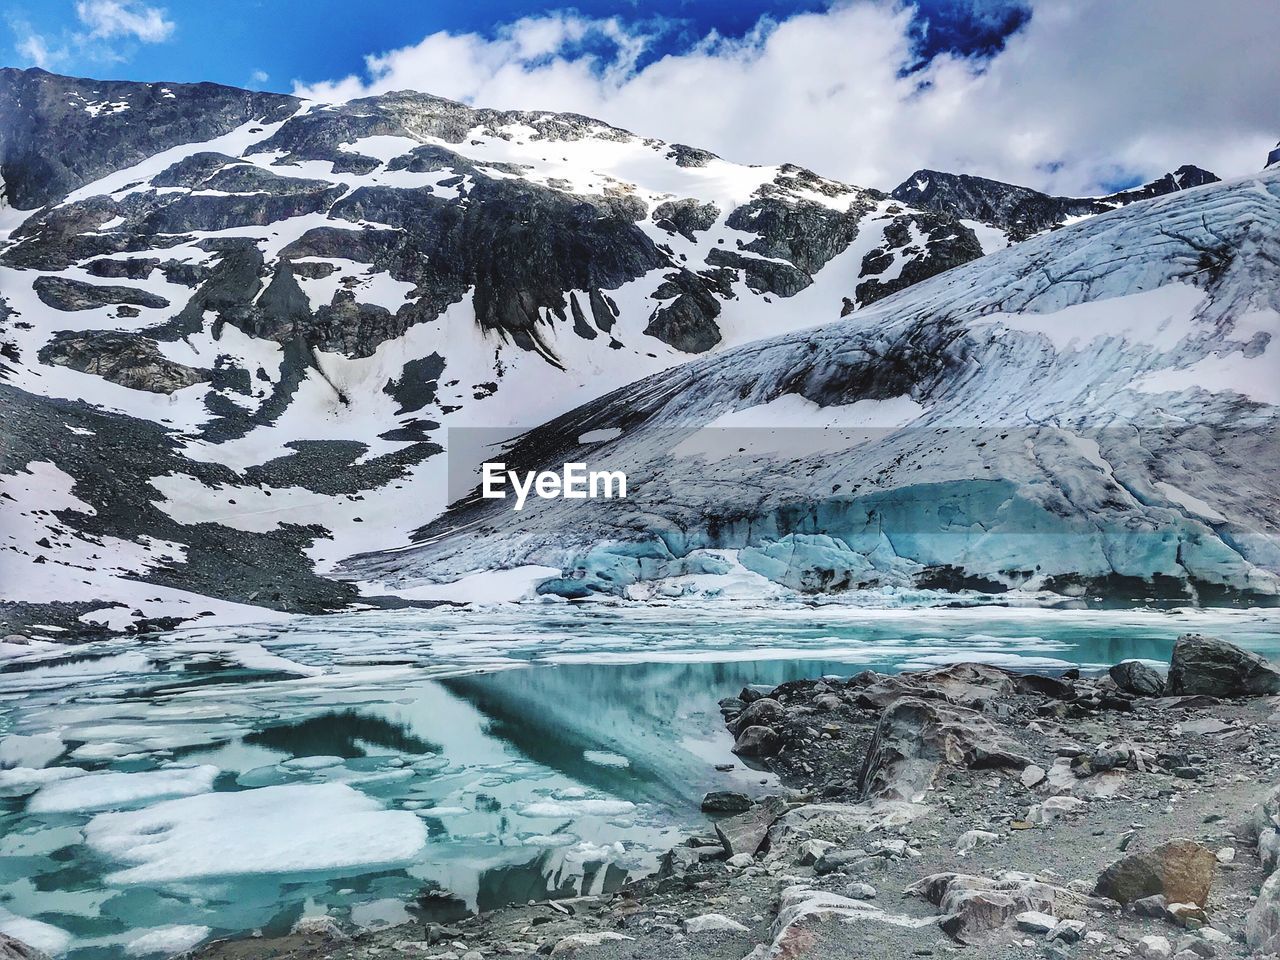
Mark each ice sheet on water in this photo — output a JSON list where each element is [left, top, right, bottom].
[[0, 909, 73, 956], [83, 782, 427, 883], [27, 766, 218, 813], [0, 766, 87, 797], [0, 733, 63, 769], [519, 798, 637, 818], [582, 751, 630, 768], [122, 925, 211, 957]]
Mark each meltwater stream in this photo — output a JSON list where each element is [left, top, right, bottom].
[[2, 604, 1278, 959]]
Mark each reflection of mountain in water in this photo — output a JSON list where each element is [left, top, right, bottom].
[[245, 710, 441, 758], [416, 850, 630, 923], [442, 659, 864, 810]]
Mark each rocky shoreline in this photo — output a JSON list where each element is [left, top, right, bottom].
[[8, 634, 1280, 960]]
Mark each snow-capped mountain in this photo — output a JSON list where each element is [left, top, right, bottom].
[[346, 167, 1280, 606], [891, 164, 1220, 246], [0, 68, 990, 634]]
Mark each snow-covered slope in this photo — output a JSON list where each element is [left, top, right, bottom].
[[345, 169, 1280, 606], [0, 69, 987, 634]]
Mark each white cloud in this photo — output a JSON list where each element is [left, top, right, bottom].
[[75, 1, 174, 43], [293, 0, 1280, 196], [14, 30, 65, 69], [250, 68, 270, 84]]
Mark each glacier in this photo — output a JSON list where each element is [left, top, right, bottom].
[[345, 168, 1280, 604]]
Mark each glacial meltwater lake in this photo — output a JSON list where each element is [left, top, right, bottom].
[[2, 603, 1279, 959]]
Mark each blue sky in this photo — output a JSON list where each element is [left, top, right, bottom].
[[3, 1, 1029, 93], [4, 1, 1275, 195]]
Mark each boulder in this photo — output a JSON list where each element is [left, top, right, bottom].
[[1255, 784, 1280, 872], [683, 913, 749, 934], [714, 795, 788, 857], [732, 725, 780, 757], [1167, 634, 1280, 698], [1015, 910, 1057, 933], [1093, 839, 1216, 906], [550, 932, 633, 955], [729, 697, 785, 733], [701, 790, 753, 814], [858, 696, 1030, 802], [0, 935, 51, 960], [290, 916, 347, 940], [907, 871, 1094, 944], [1248, 871, 1280, 955], [1137, 935, 1173, 960], [1110, 660, 1166, 696]]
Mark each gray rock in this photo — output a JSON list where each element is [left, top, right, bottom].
[[1168, 634, 1280, 698], [1137, 935, 1173, 960], [729, 697, 786, 733], [1050, 919, 1087, 943], [907, 871, 1092, 945], [0, 934, 51, 960], [33, 276, 170, 312], [732, 725, 780, 757], [843, 882, 877, 900], [682, 913, 748, 934], [700, 791, 753, 814], [858, 696, 1031, 802], [290, 916, 347, 940], [1249, 869, 1280, 954], [814, 847, 869, 876], [1015, 910, 1057, 933], [714, 795, 787, 857], [1110, 660, 1166, 696]]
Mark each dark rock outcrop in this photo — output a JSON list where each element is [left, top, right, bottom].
[[0, 67, 297, 208], [1109, 660, 1166, 697], [39, 330, 210, 393], [33, 276, 169, 312], [1167, 634, 1280, 697]]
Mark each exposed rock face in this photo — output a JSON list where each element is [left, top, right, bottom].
[[1109, 660, 1167, 697], [0, 67, 298, 209], [652, 199, 719, 241], [853, 210, 984, 306], [858, 696, 1029, 802], [891, 169, 1107, 240], [1093, 839, 1216, 906], [33, 276, 169, 311], [890, 165, 1220, 242], [39, 331, 210, 393], [1167, 634, 1280, 697]]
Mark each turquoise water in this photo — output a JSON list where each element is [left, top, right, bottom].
[[1, 604, 1277, 958]]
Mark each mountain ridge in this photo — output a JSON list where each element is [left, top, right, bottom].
[[0, 68, 1271, 635]]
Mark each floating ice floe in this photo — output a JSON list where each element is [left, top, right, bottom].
[[83, 782, 427, 883], [27, 765, 219, 813]]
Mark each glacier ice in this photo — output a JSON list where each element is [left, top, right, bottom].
[[347, 170, 1280, 605]]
